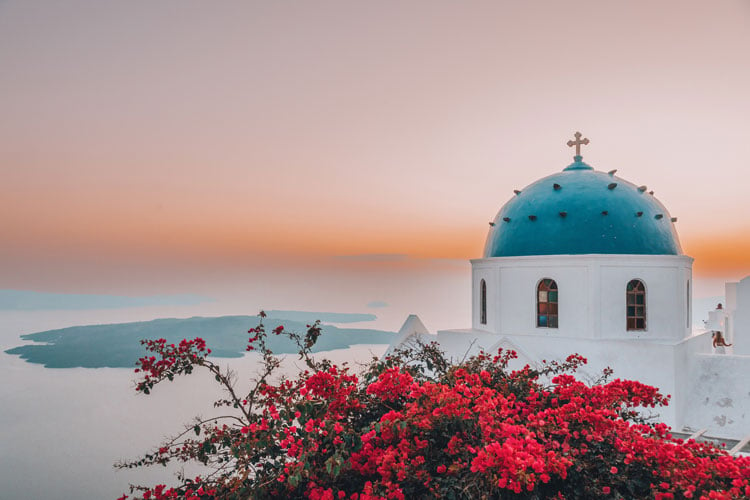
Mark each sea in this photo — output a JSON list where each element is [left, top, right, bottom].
[[0, 264, 472, 500]]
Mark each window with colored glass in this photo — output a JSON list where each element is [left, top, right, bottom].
[[537, 279, 558, 328]]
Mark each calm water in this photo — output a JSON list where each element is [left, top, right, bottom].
[[0, 266, 469, 499], [1, 316, 388, 499]]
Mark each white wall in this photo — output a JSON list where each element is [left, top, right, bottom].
[[598, 264, 690, 340], [732, 276, 750, 355], [726, 282, 738, 312], [673, 331, 713, 432], [471, 254, 693, 341], [472, 266, 497, 332], [725, 282, 738, 345], [683, 351, 750, 440]]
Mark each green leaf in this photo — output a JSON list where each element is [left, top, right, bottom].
[[194, 425, 201, 436], [325, 456, 334, 475], [288, 473, 300, 488]]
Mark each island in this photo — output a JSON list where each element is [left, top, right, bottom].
[[4, 313, 395, 369]]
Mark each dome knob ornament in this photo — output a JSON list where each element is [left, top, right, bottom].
[[566, 131, 590, 161]]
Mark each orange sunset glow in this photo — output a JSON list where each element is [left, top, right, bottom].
[[2, 0, 749, 301]]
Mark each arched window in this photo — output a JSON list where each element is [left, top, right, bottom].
[[537, 279, 558, 328], [480, 279, 487, 325], [627, 279, 646, 331]]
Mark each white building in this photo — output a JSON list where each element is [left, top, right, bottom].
[[388, 134, 750, 442]]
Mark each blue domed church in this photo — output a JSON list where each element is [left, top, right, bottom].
[[387, 133, 750, 444], [472, 133, 692, 342]]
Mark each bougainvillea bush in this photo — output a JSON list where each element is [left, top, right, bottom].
[[118, 312, 750, 500]]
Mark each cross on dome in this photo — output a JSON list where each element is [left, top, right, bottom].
[[567, 131, 590, 159]]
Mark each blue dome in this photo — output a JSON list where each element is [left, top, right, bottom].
[[484, 157, 683, 257]]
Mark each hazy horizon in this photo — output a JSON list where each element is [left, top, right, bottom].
[[2, 0, 750, 302]]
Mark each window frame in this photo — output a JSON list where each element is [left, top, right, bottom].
[[480, 279, 487, 325], [626, 279, 647, 331], [536, 278, 558, 329]]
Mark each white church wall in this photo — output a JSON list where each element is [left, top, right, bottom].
[[672, 332, 713, 432], [598, 263, 690, 340], [498, 264, 590, 338], [471, 254, 693, 340], [472, 255, 593, 338], [733, 277, 750, 355], [683, 351, 750, 440], [471, 265, 497, 333]]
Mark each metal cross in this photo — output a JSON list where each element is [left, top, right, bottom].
[[566, 131, 590, 156]]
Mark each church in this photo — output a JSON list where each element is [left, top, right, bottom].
[[387, 133, 750, 446]]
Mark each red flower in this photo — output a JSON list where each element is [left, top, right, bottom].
[[125, 328, 750, 500]]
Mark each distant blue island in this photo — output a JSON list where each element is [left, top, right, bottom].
[[4, 312, 394, 369]]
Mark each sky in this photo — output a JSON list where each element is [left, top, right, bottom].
[[1, 0, 749, 305]]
